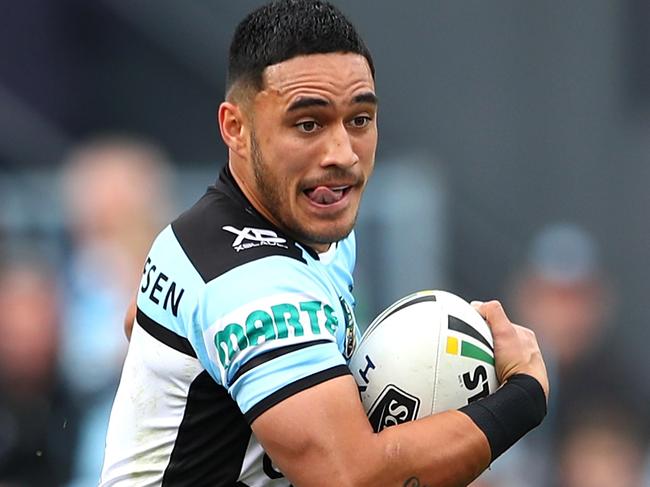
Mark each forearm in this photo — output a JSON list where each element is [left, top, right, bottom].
[[358, 374, 546, 487], [370, 410, 490, 487], [271, 409, 488, 487], [255, 376, 490, 487], [256, 374, 545, 487]]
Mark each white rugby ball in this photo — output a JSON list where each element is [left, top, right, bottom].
[[350, 290, 499, 432]]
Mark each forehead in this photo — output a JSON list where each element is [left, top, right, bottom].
[[257, 52, 375, 107]]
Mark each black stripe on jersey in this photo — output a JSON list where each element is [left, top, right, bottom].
[[229, 339, 332, 386], [171, 166, 313, 284], [244, 364, 351, 424], [136, 308, 197, 358], [448, 315, 494, 353], [162, 371, 251, 486]]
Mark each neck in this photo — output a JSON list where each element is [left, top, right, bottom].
[[227, 161, 331, 254]]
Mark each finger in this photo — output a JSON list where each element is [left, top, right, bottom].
[[480, 301, 516, 338], [482, 300, 509, 325], [470, 300, 505, 322], [470, 300, 485, 316]]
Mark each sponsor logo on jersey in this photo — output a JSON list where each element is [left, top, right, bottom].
[[222, 226, 288, 252], [140, 257, 185, 317], [214, 299, 339, 367], [367, 384, 420, 433]]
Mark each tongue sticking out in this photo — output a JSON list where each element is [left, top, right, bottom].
[[305, 186, 345, 205]]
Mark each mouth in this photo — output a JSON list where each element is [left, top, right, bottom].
[[303, 185, 353, 206]]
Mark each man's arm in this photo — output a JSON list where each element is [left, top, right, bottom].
[[124, 294, 137, 340], [254, 375, 489, 486], [252, 300, 549, 487]]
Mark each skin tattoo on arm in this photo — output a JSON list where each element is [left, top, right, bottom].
[[404, 477, 430, 487]]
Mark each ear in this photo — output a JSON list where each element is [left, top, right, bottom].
[[218, 101, 249, 157]]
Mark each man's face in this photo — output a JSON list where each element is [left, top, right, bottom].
[[243, 52, 377, 251]]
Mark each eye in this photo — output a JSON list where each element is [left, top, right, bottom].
[[349, 116, 372, 129], [296, 120, 321, 133]]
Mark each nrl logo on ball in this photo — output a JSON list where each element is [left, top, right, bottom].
[[367, 384, 420, 433]]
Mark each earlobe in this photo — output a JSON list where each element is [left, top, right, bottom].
[[218, 102, 248, 156]]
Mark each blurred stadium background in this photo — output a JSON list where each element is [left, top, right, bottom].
[[1, 1, 649, 486]]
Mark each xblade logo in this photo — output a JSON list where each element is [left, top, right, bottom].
[[222, 226, 288, 252], [367, 385, 420, 433]]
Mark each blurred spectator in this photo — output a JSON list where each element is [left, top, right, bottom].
[[58, 135, 173, 486], [509, 223, 633, 428], [0, 259, 77, 486], [511, 222, 612, 377], [472, 222, 627, 487], [558, 406, 648, 487]]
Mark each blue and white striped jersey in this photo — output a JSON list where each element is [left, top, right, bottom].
[[100, 166, 358, 487]]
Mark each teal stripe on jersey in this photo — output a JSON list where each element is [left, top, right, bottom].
[[230, 340, 345, 414]]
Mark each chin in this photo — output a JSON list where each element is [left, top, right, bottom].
[[302, 222, 354, 246]]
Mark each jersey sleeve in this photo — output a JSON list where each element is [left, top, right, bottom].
[[189, 254, 350, 423]]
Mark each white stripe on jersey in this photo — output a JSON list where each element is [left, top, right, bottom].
[[238, 434, 290, 487]]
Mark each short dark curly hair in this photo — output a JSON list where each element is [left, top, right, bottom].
[[227, 0, 374, 96]]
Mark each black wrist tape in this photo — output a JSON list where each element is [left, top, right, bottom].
[[459, 374, 547, 462]]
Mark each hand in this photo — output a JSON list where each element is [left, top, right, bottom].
[[471, 300, 549, 401]]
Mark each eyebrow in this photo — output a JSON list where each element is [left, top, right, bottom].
[[353, 92, 378, 105], [287, 97, 330, 112], [286, 92, 378, 112]]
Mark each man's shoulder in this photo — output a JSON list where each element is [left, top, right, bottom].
[[170, 186, 309, 284]]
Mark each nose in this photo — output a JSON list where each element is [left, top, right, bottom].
[[321, 122, 359, 168]]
